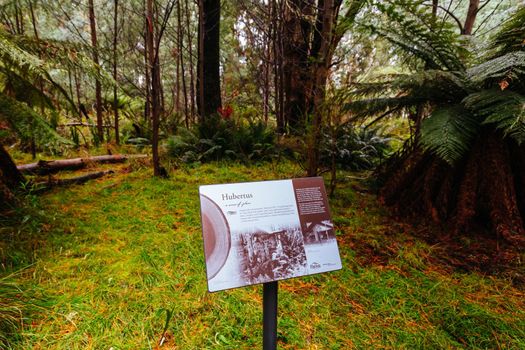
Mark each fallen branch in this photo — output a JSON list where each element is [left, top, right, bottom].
[[18, 154, 148, 175], [58, 122, 112, 128], [33, 170, 114, 193]]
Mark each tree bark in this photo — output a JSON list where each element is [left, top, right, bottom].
[[146, 0, 161, 176], [198, 0, 222, 119], [177, 0, 189, 127], [0, 144, 24, 207], [185, 0, 197, 124], [113, 0, 120, 144], [463, 0, 480, 35], [307, 0, 335, 176], [0, 144, 25, 188], [282, 0, 314, 131], [88, 0, 104, 142]]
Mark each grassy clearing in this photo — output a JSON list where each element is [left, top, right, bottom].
[[1, 161, 525, 349]]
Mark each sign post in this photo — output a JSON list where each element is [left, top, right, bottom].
[[263, 281, 278, 350], [199, 177, 342, 348]]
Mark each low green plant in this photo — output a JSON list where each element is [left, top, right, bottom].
[[320, 124, 392, 171], [167, 115, 278, 164]]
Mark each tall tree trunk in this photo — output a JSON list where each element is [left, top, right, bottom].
[[144, 28, 151, 127], [146, 0, 161, 176], [177, 0, 189, 128], [28, 0, 41, 159], [198, 0, 222, 119], [282, 0, 314, 132], [185, 0, 197, 124], [88, 0, 104, 142], [271, 0, 283, 133], [463, 0, 480, 35], [307, 0, 335, 176], [113, 0, 120, 144]]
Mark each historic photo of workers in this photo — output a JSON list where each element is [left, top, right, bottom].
[[237, 227, 307, 284]]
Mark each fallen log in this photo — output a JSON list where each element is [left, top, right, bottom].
[[33, 170, 114, 193], [18, 154, 148, 175], [58, 122, 112, 128]]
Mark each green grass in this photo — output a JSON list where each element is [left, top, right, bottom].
[[1, 161, 525, 349]]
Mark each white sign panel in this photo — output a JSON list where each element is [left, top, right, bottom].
[[199, 177, 342, 292]]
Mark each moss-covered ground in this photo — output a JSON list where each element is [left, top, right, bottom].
[[1, 160, 524, 349]]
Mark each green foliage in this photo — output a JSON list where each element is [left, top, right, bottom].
[[0, 93, 72, 152], [348, 4, 525, 164], [167, 116, 278, 164], [467, 51, 525, 86], [420, 105, 479, 163], [490, 6, 525, 56], [465, 90, 525, 143], [366, 0, 468, 71], [320, 125, 392, 170]]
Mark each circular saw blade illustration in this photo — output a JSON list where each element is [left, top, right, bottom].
[[200, 194, 231, 279]]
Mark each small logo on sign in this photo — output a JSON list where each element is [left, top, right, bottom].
[[310, 262, 321, 269]]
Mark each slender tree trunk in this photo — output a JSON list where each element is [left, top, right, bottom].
[[185, 0, 196, 124], [113, 0, 120, 144], [28, 0, 41, 159], [88, 0, 104, 142], [198, 0, 222, 119], [263, 17, 270, 125], [144, 29, 151, 127], [146, 0, 161, 176], [177, 0, 189, 128], [463, 0, 480, 35]]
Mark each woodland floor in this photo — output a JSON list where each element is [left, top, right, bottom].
[[1, 157, 525, 349]]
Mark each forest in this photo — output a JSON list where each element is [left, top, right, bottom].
[[1, 0, 525, 348]]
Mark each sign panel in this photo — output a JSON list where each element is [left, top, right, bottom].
[[199, 177, 342, 292]]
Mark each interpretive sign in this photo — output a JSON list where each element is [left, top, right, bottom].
[[199, 177, 342, 292]]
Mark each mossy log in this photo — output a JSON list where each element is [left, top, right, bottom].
[[18, 154, 148, 175]]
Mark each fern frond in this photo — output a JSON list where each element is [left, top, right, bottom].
[[464, 90, 525, 144], [0, 93, 72, 151], [420, 105, 479, 163], [467, 51, 525, 87], [344, 96, 423, 119], [490, 6, 525, 56], [366, 0, 467, 71]]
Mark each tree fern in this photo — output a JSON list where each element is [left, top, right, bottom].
[[420, 105, 479, 164], [366, 0, 467, 71], [467, 51, 525, 87], [464, 90, 525, 144], [490, 6, 525, 56], [0, 93, 72, 152]]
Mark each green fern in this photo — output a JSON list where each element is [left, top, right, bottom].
[[467, 51, 525, 86], [490, 6, 525, 56], [420, 106, 479, 164], [464, 90, 525, 144], [0, 93, 72, 152]]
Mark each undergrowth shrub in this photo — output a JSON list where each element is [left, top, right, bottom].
[[320, 124, 392, 171], [167, 115, 278, 163]]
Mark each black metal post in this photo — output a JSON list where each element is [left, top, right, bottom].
[[263, 281, 278, 350]]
